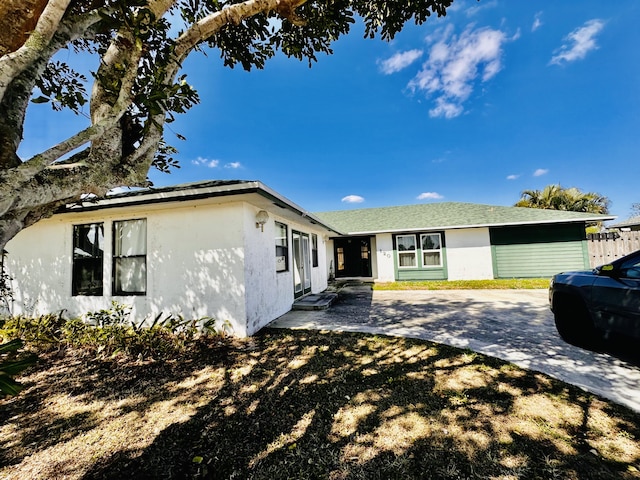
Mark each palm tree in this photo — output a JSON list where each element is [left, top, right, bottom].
[[515, 184, 609, 214]]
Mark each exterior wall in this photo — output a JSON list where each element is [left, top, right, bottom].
[[243, 207, 329, 335], [6, 200, 331, 337], [445, 228, 494, 280], [6, 202, 251, 335], [374, 233, 395, 282]]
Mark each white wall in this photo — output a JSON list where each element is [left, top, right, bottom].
[[243, 210, 330, 335], [374, 233, 395, 282], [6, 199, 332, 337], [445, 228, 494, 280]]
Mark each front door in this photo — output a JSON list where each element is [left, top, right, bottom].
[[334, 237, 372, 278], [293, 231, 312, 298]]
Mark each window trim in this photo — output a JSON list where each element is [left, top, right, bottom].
[[275, 221, 289, 272], [420, 233, 443, 268], [112, 218, 147, 296], [72, 222, 104, 296], [396, 234, 417, 269]]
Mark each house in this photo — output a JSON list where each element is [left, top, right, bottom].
[[4, 180, 615, 336], [608, 216, 640, 232], [4, 180, 338, 337], [317, 202, 615, 281]]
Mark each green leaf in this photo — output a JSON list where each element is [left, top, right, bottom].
[[31, 96, 50, 104], [0, 374, 24, 396], [0, 355, 37, 375], [0, 338, 23, 354]]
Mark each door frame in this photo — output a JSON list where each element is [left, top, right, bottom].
[[292, 230, 312, 298], [333, 236, 372, 278]]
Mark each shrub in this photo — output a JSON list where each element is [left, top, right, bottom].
[[0, 303, 228, 360]]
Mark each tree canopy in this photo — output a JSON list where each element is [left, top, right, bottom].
[[514, 184, 610, 215], [0, 0, 454, 251]]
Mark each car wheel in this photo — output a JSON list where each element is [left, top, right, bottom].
[[553, 296, 601, 348]]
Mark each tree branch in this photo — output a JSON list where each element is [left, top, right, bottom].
[[170, 0, 308, 76], [0, 0, 72, 102]]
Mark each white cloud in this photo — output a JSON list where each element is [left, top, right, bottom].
[[532, 12, 543, 32], [533, 168, 549, 177], [342, 195, 364, 204], [506, 174, 520, 180], [409, 24, 508, 119], [379, 49, 423, 75], [550, 19, 605, 65], [192, 156, 220, 168], [225, 162, 241, 169], [417, 192, 444, 200], [464, 0, 498, 17]]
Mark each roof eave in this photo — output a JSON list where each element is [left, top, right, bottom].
[[62, 181, 343, 235], [335, 216, 617, 236]]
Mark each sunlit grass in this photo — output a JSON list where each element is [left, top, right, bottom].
[[374, 278, 551, 290], [1, 330, 638, 479]]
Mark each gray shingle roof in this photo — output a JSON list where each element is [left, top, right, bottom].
[[315, 202, 616, 235], [609, 216, 640, 228]]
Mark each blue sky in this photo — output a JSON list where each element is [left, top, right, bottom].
[[20, 0, 640, 219]]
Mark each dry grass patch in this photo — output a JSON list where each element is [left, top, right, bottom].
[[1, 330, 639, 479]]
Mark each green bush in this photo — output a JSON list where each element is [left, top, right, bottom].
[[0, 303, 228, 360]]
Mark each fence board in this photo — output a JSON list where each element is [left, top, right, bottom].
[[587, 231, 640, 267]]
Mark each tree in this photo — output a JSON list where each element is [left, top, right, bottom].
[[0, 0, 453, 252], [515, 184, 609, 215]]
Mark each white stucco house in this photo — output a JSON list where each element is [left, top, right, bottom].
[[4, 180, 614, 336], [4, 181, 338, 337]]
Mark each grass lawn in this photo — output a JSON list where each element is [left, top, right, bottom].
[[373, 278, 551, 290], [1, 329, 639, 479]]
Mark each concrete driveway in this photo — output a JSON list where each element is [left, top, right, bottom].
[[269, 285, 640, 413]]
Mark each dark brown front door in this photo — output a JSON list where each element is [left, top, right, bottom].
[[334, 237, 372, 278]]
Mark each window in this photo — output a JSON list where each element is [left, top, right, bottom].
[[312, 234, 319, 267], [113, 219, 147, 295], [72, 223, 104, 296], [397, 234, 417, 267], [336, 247, 345, 272], [275, 222, 288, 272], [421, 233, 442, 267]]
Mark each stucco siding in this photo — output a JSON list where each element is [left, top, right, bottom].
[[6, 202, 252, 334], [446, 228, 494, 280], [375, 233, 395, 282]]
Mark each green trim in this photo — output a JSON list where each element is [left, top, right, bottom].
[[581, 239, 590, 268], [392, 232, 448, 281]]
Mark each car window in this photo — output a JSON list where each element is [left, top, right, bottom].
[[620, 257, 640, 279]]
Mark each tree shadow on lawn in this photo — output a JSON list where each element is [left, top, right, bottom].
[[2, 330, 640, 480]]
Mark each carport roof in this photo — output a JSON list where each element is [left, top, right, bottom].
[[315, 202, 616, 235]]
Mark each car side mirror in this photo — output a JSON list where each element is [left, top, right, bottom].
[[599, 264, 619, 278]]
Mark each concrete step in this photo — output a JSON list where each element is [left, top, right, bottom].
[[292, 292, 338, 311]]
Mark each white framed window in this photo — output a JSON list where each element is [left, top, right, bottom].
[[396, 234, 417, 268], [113, 219, 147, 295], [420, 233, 442, 267], [275, 222, 288, 272], [72, 223, 104, 296]]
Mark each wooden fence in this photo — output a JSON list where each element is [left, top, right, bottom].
[[587, 231, 640, 267]]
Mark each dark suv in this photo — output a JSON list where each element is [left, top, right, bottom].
[[549, 249, 640, 346]]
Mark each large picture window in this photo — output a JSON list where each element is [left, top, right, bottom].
[[397, 234, 417, 268], [72, 223, 104, 296], [275, 222, 288, 272], [113, 219, 147, 295], [421, 233, 442, 267]]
